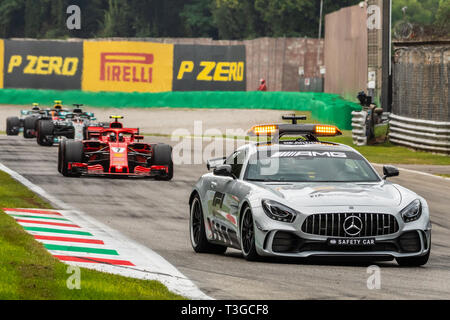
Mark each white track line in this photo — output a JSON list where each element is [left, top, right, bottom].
[[371, 163, 450, 181], [0, 162, 211, 300]]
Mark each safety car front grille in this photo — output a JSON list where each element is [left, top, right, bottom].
[[301, 213, 399, 237]]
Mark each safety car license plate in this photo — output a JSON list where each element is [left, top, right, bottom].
[[327, 238, 376, 247]]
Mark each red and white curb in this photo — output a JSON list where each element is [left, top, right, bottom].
[[0, 163, 211, 300]]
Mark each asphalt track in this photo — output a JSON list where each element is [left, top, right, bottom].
[[1, 134, 450, 299]]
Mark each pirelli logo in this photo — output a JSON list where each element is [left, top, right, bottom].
[[100, 52, 153, 83], [83, 41, 173, 92]]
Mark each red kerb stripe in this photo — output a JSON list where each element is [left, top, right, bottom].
[[33, 235, 104, 244], [54, 255, 135, 266], [16, 219, 80, 228], [3, 208, 62, 216]]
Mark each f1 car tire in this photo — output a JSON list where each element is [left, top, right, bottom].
[[58, 138, 66, 174], [61, 140, 84, 177], [190, 195, 227, 254], [37, 120, 54, 146], [23, 116, 37, 138], [240, 205, 260, 261], [6, 117, 20, 135], [396, 249, 430, 267], [152, 143, 174, 181]]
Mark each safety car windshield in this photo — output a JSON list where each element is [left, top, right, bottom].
[[244, 150, 380, 183]]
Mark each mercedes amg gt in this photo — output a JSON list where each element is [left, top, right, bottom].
[[189, 116, 431, 266]]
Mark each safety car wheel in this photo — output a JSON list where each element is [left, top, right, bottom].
[[240, 206, 260, 261], [190, 195, 227, 254]]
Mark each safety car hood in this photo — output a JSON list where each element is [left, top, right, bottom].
[[254, 182, 402, 207]]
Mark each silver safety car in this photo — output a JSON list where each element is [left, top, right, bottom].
[[189, 116, 431, 266]]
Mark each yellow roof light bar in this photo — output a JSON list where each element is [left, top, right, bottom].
[[110, 115, 124, 119], [54, 100, 62, 104], [314, 125, 342, 136], [248, 124, 278, 136]]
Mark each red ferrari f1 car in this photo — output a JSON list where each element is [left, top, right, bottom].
[[57, 116, 173, 180]]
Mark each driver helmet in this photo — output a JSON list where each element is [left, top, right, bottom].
[[109, 132, 117, 142], [53, 100, 63, 110]]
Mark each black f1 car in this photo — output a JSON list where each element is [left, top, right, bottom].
[[36, 104, 107, 146], [19, 101, 68, 140], [6, 103, 42, 136]]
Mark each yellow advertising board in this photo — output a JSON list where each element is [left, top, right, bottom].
[[0, 40, 4, 88], [82, 41, 173, 93]]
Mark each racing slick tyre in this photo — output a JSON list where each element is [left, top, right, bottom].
[[37, 120, 54, 146], [240, 205, 260, 261], [6, 117, 20, 135], [61, 140, 83, 177], [152, 143, 174, 181], [23, 116, 37, 138], [190, 195, 227, 254], [396, 249, 430, 267], [58, 138, 67, 174]]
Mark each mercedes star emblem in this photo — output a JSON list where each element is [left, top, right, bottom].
[[343, 215, 363, 236]]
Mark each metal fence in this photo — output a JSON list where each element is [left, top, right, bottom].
[[389, 113, 450, 154], [392, 42, 449, 122]]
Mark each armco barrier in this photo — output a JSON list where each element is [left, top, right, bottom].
[[0, 89, 360, 130], [351, 110, 368, 146], [389, 113, 450, 154]]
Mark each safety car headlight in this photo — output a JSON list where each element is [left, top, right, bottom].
[[400, 199, 422, 223], [262, 200, 298, 223]]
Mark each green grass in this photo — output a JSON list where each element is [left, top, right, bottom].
[[323, 132, 450, 165], [0, 170, 185, 300]]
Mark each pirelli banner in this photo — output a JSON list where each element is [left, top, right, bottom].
[[173, 44, 246, 91], [82, 41, 174, 93], [0, 39, 246, 92], [3, 40, 82, 90]]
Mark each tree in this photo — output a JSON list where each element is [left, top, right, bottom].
[[100, 0, 133, 37], [212, 0, 266, 39], [0, 0, 26, 38], [180, 0, 216, 37], [435, 0, 450, 30], [392, 0, 439, 26]]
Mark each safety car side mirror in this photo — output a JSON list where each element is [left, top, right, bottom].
[[213, 165, 235, 179], [383, 165, 399, 179]]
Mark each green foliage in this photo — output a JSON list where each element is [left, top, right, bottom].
[[181, 0, 216, 37], [392, 0, 446, 26], [0, 0, 363, 39], [435, 0, 450, 29], [0, 0, 445, 40]]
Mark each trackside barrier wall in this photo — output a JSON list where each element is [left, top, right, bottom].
[[0, 39, 246, 92], [0, 39, 360, 130], [0, 89, 361, 130], [389, 114, 450, 154]]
